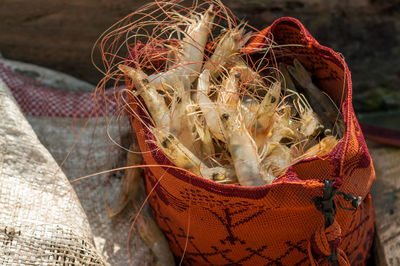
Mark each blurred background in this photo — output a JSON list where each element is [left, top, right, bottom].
[[0, 0, 399, 112]]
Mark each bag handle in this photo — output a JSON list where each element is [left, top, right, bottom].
[[308, 180, 361, 265]]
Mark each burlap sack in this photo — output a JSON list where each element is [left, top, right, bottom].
[[0, 58, 153, 265], [0, 78, 106, 264]]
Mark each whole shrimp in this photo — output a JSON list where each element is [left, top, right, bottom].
[[107, 134, 143, 217], [147, 5, 215, 90], [136, 214, 175, 266], [287, 59, 344, 138], [203, 26, 245, 77], [119, 65, 171, 130], [220, 111, 267, 186], [152, 127, 233, 180], [177, 5, 215, 80]]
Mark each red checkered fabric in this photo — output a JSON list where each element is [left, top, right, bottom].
[[0, 62, 120, 118]]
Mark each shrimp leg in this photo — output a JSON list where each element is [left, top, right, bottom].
[[253, 82, 281, 148], [193, 117, 215, 157]]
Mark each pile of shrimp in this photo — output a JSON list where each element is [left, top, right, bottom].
[[96, 1, 344, 189], [107, 1, 345, 187]]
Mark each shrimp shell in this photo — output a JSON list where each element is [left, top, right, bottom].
[[203, 27, 244, 77], [304, 135, 339, 157], [177, 5, 215, 81], [152, 128, 232, 180], [107, 137, 143, 217], [253, 81, 282, 148], [197, 69, 227, 141], [136, 214, 175, 266], [220, 112, 266, 186], [260, 142, 292, 179], [218, 68, 241, 108]]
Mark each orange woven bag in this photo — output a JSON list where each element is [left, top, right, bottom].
[[131, 18, 375, 265]]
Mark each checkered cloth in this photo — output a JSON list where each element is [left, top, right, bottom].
[[0, 62, 120, 118]]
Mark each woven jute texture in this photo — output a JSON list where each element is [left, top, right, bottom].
[[0, 78, 106, 264], [130, 17, 376, 265], [0, 58, 153, 265]]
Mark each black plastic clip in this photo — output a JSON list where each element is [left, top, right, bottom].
[[336, 191, 362, 211], [314, 180, 337, 228], [314, 179, 362, 264]]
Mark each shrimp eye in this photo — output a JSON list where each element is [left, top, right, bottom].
[[176, 96, 182, 103], [142, 78, 149, 84], [270, 96, 276, 103], [234, 72, 241, 79], [315, 124, 324, 133], [324, 129, 332, 136], [161, 139, 170, 148], [157, 89, 166, 95], [280, 137, 292, 145], [221, 113, 230, 120], [212, 172, 225, 181]]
